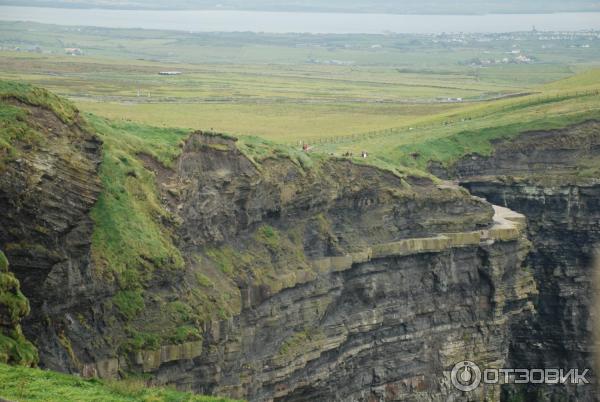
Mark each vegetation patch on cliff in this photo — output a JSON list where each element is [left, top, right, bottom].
[[196, 223, 314, 320], [0, 251, 38, 367], [0, 103, 40, 170], [395, 111, 600, 170], [236, 135, 320, 172], [88, 115, 188, 289], [0, 81, 65, 171], [0, 363, 241, 402]]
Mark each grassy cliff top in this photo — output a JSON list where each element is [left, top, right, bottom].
[[313, 69, 600, 171], [0, 80, 78, 124], [0, 80, 80, 172]]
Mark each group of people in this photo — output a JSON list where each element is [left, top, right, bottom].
[[341, 151, 369, 158]]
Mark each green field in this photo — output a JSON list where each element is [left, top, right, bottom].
[[0, 20, 599, 168], [1, 21, 599, 142], [318, 72, 600, 166]]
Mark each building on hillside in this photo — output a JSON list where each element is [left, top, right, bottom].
[[158, 71, 182, 76], [64, 48, 83, 56]]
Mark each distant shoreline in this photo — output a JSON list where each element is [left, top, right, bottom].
[[0, 2, 598, 16], [1, 6, 599, 34]]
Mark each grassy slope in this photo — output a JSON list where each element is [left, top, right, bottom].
[[316, 69, 600, 171], [0, 363, 240, 402], [87, 114, 188, 289]]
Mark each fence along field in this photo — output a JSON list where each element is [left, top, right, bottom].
[[300, 89, 600, 147]]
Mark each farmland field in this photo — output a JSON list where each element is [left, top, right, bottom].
[[0, 20, 599, 162]]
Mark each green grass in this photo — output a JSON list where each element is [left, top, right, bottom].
[[1, 21, 599, 144], [120, 329, 160, 353], [0, 80, 78, 123], [168, 325, 202, 344], [388, 107, 600, 171], [87, 115, 188, 289], [78, 101, 465, 142], [314, 71, 600, 170], [0, 104, 37, 157], [0, 363, 241, 402], [235, 134, 322, 170], [113, 290, 146, 320], [0, 82, 57, 170], [3, 21, 595, 142]]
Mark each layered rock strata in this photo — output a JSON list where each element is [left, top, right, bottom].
[[442, 120, 600, 401]]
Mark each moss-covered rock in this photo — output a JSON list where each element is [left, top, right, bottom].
[[0, 251, 7, 273], [0, 250, 38, 367]]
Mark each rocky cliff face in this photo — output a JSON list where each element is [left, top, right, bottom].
[[184, 209, 535, 402], [0, 98, 103, 373], [130, 134, 537, 402], [0, 97, 539, 402], [443, 121, 600, 401]]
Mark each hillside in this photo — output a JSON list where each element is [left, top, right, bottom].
[[315, 69, 600, 175]]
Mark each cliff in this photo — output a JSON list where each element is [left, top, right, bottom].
[[141, 134, 536, 401], [438, 120, 600, 401], [0, 81, 104, 374], [0, 82, 540, 401]]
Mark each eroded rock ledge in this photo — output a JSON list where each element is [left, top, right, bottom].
[[311, 205, 526, 273]]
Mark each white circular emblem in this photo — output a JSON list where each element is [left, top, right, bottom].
[[451, 360, 481, 392]]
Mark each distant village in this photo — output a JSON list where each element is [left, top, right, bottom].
[[1, 30, 597, 70], [300, 30, 597, 66]]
